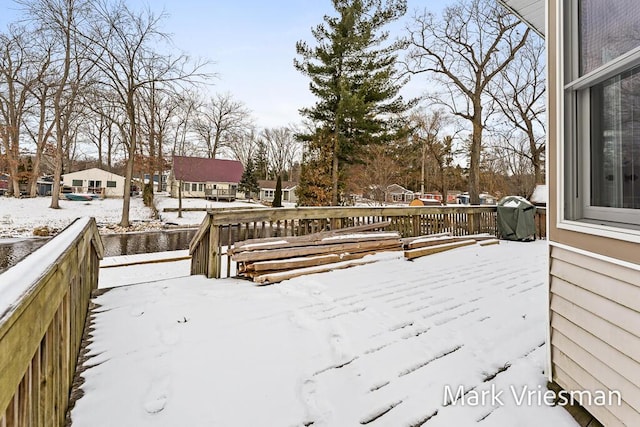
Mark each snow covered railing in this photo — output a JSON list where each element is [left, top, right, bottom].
[[0, 217, 103, 427], [190, 206, 500, 279]]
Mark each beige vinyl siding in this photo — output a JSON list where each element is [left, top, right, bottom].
[[546, 0, 640, 266], [550, 246, 640, 425]]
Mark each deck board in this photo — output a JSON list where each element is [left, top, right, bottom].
[[68, 241, 580, 426]]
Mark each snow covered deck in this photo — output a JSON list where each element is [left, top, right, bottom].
[[70, 241, 578, 426]]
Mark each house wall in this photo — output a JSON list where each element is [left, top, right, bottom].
[[260, 188, 298, 204], [548, 1, 640, 424], [169, 180, 239, 199], [62, 169, 125, 197]]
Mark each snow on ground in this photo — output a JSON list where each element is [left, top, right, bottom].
[[0, 196, 154, 237], [98, 250, 191, 288], [71, 241, 578, 427], [0, 193, 264, 237], [146, 194, 264, 228]]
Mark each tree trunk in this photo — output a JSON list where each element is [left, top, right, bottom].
[[178, 180, 183, 218], [28, 152, 43, 197], [421, 145, 426, 196], [3, 132, 21, 198], [120, 96, 136, 227], [332, 132, 339, 206], [440, 167, 447, 206], [469, 107, 483, 205], [50, 139, 63, 208]]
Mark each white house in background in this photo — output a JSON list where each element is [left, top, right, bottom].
[[62, 168, 125, 197], [258, 180, 298, 204]]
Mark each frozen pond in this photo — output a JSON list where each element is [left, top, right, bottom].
[[0, 229, 198, 273]]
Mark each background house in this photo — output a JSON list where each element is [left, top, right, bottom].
[[62, 168, 125, 197], [36, 175, 54, 196], [502, 0, 640, 425], [143, 173, 168, 193], [168, 156, 244, 200], [385, 184, 414, 203], [258, 180, 298, 204]]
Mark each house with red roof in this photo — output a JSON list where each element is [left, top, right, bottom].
[[168, 156, 244, 201]]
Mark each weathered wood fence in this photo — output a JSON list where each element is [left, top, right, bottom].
[[189, 206, 511, 279], [0, 217, 103, 427]]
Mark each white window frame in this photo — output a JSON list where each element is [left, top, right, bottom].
[[558, 0, 640, 242]]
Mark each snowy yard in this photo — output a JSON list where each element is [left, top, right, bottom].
[[0, 194, 262, 237], [70, 240, 578, 427]]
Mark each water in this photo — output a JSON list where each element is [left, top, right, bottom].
[[100, 229, 198, 257], [0, 238, 51, 274], [0, 229, 198, 274]]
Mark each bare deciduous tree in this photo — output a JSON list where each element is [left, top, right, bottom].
[[80, 88, 123, 169], [490, 35, 546, 187], [410, 111, 457, 202], [23, 40, 57, 197], [18, 0, 95, 208], [0, 25, 37, 197], [405, 0, 529, 204], [83, 0, 210, 226], [262, 126, 301, 179], [226, 126, 260, 168], [361, 144, 402, 205], [192, 92, 252, 159]]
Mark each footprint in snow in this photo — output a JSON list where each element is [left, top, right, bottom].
[[143, 377, 170, 414], [159, 326, 180, 346], [144, 395, 167, 414]]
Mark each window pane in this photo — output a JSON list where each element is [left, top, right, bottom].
[[72, 179, 83, 187], [579, 0, 640, 75], [590, 66, 640, 209], [106, 181, 116, 188]]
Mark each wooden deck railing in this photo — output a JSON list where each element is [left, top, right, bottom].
[[189, 206, 502, 279], [0, 217, 103, 427]]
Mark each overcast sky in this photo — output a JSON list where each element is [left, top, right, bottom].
[[0, 0, 445, 128]]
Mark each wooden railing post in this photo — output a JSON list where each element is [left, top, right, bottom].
[[207, 223, 221, 279], [412, 215, 420, 237]]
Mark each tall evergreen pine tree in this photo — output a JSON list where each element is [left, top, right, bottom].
[[239, 158, 259, 199], [273, 175, 283, 207], [295, 0, 412, 205]]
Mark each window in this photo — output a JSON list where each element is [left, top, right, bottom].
[[264, 189, 274, 199], [106, 181, 117, 188], [198, 183, 204, 192], [183, 182, 190, 191], [564, 0, 640, 227], [72, 179, 83, 187]]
